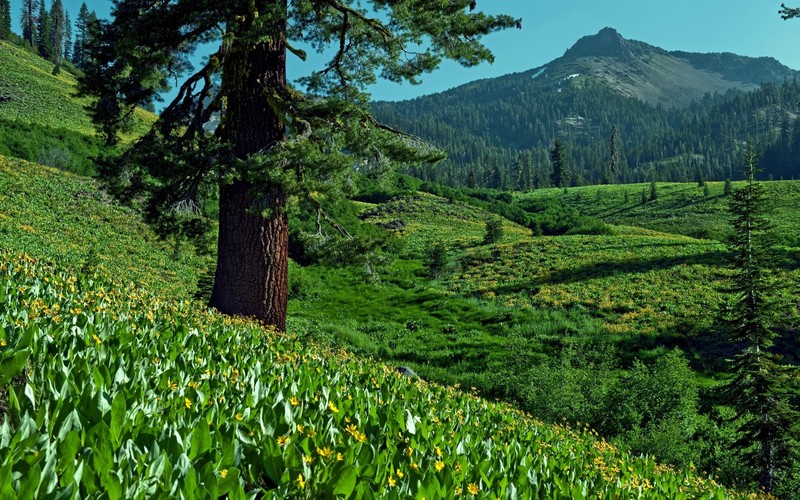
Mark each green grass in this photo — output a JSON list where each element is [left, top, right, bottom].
[[0, 155, 210, 297], [0, 40, 155, 139], [516, 181, 800, 246]]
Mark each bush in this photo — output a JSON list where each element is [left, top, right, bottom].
[[426, 243, 447, 278], [482, 217, 504, 244]]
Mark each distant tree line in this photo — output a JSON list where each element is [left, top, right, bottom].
[[12, 0, 96, 70], [374, 77, 800, 189]]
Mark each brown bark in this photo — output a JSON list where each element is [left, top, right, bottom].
[[209, 3, 289, 330]]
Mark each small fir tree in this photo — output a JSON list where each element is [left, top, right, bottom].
[[607, 126, 620, 183], [550, 138, 568, 188], [720, 143, 798, 493], [724, 178, 733, 196], [649, 181, 657, 201], [426, 243, 447, 279], [483, 217, 504, 244]]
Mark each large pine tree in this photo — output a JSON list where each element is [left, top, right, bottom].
[[721, 144, 798, 493], [63, 9, 71, 62], [35, 0, 50, 58], [0, 0, 11, 40], [49, 0, 65, 64], [82, 1, 518, 330], [21, 0, 37, 47]]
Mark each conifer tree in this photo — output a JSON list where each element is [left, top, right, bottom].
[[63, 10, 71, 61], [21, 0, 37, 47], [607, 126, 620, 183], [721, 143, 798, 493], [81, 0, 518, 330], [71, 2, 89, 67], [49, 0, 65, 64], [0, 0, 11, 40], [36, 0, 51, 58], [550, 138, 568, 188]]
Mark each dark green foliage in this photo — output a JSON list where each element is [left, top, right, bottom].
[[703, 183, 710, 197], [649, 181, 658, 201], [641, 188, 647, 205], [720, 144, 799, 493], [607, 126, 621, 183], [63, 10, 70, 61], [521, 197, 609, 236], [724, 178, 733, 195], [482, 216, 503, 244], [375, 74, 800, 189], [0, 0, 11, 40], [49, 0, 64, 64], [70, 3, 89, 68], [36, 0, 50, 58], [288, 197, 400, 268], [21, 0, 36, 47], [0, 117, 101, 176], [425, 243, 447, 279], [550, 138, 568, 188]]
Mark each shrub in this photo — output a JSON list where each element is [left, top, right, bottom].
[[482, 217, 503, 244]]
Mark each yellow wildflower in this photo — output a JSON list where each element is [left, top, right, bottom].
[[277, 435, 289, 447], [184, 398, 192, 409], [0, 340, 6, 347], [468, 483, 479, 495], [303, 455, 315, 465], [387, 476, 396, 488], [328, 401, 339, 413], [435, 461, 445, 472], [317, 447, 334, 459], [290, 397, 301, 406], [336, 452, 344, 461], [396, 469, 404, 479], [220, 469, 228, 479], [297, 473, 305, 490]]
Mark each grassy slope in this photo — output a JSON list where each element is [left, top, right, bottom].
[[516, 181, 800, 246], [0, 162, 747, 497], [0, 155, 210, 296], [0, 40, 154, 141]]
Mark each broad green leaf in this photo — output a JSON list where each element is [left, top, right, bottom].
[[189, 418, 212, 460], [332, 466, 358, 497], [18, 462, 41, 500], [0, 348, 29, 386], [109, 392, 126, 447]]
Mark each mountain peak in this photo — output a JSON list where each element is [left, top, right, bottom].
[[563, 27, 647, 61]]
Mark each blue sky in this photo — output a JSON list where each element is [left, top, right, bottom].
[[9, 1, 800, 102]]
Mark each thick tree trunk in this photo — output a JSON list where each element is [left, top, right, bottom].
[[209, 4, 289, 330]]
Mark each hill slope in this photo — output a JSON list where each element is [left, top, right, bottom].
[[372, 28, 800, 188], [0, 158, 751, 497]]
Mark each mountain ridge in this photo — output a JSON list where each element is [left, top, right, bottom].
[[371, 28, 800, 188]]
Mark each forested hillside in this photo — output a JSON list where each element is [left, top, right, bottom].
[[372, 29, 800, 189]]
